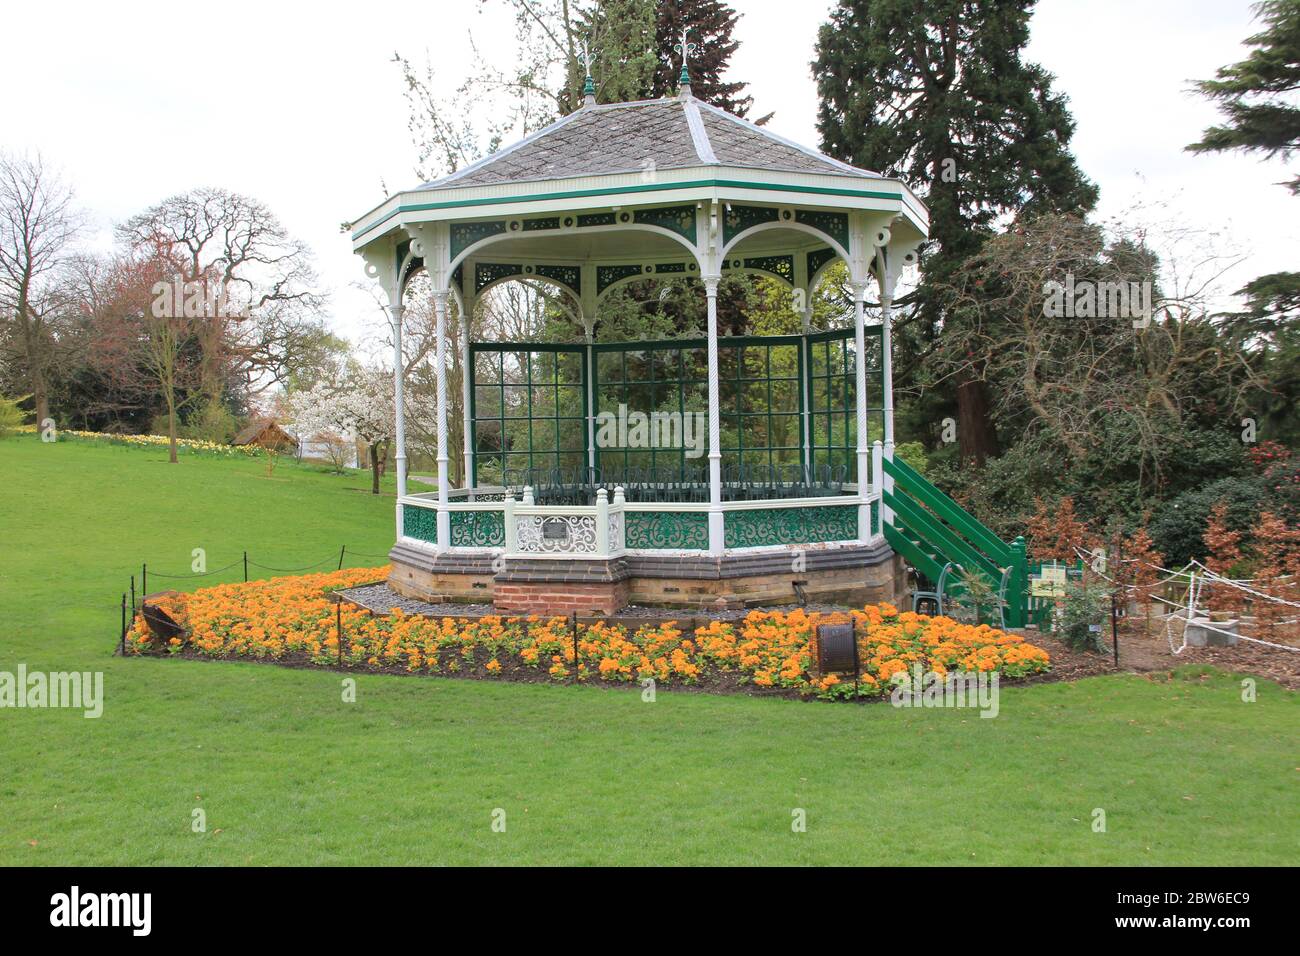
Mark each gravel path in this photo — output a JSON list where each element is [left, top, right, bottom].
[[337, 582, 852, 622]]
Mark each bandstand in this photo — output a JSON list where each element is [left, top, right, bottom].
[[352, 71, 929, 615]]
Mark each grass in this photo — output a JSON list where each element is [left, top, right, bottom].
[[1, 433, 1296, 865]]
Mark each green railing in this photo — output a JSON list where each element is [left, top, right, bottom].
[[881, 453, 1029, 628]]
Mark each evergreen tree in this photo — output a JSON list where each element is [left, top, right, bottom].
[[1188, 0, 1300, 195], [812, 0, 1097, 463], [651, 0, 758, 117], [1189, 2, 1300, 449], [578, 0, 760, 116]]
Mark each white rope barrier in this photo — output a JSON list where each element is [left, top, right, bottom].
[[1065, 547, 1300, 655]]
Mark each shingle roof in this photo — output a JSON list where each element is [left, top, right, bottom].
[[422, 95, 878, 190]]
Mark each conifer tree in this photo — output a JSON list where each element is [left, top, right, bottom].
[[812, 0, 1097, 463]]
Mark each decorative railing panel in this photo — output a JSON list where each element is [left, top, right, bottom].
[[515, 513, 600, 555], [403, 504, 438, 544], [724, 504, 858, 549], [624, 510, 709, 550], [450, 509, 505, 548]]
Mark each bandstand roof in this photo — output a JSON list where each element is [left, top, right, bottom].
[[351, 86, 928, 313], [420, 96, 880, 189]]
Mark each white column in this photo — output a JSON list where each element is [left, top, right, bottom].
[[873, 439, 888, 531], [595, 487, 610, 555], [461, 317, 473, 492], [800, 285, 813, 481], [705, 276, 723, 556], [881, 291, 896, 453], [853, 284, 872, 539], [585, 337, 596, 478], [433, 291, 451, 552], [391, 302, 408, 503], [852, 283, 870, 492]]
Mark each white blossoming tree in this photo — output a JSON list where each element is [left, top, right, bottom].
[[286, 364, 434, 494]]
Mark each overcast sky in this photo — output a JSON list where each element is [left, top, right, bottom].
[[3, 0, 1293, 351]]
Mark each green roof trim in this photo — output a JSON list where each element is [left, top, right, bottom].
[[353, 178, 908, 243]]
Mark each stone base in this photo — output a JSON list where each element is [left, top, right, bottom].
[[387, 546, 496, 603], [388, 540, 904, 614]]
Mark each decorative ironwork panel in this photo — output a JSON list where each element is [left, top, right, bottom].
[[475, 262, 523, 294], [723, 205, 780, 245], [403, 505, 438, 544], [608, 512, 624, 552], [535, 264, 581, 297], [871, 499, 880, 536], [597, 263, 647, 295], [450, 510, 505, 548], [577, 212, 616, 228], [450, 220, 507, 260], [795, 210, 849, 250], [807, 246, 839, 280], [515, 514, 599, 554], [724, 505, 858, 548], [624, 511, 709, 550], [633, 204, 696, 242], [741, 254, 794, 283], [522, 217, 560, 231], [652, 261, 689, 274]]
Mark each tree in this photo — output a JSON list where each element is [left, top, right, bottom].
[[812, 0, 1098, 463], [0, 152, 82, 427], [933, 213, 1260, 493], [116, 187, 325, 419], [648, 0, 760, 117], [395, 0, 761, 182], [1187, 0, 1300, 195], [286, 365, 436, 495]]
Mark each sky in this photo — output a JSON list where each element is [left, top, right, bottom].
[[2, 0, 1293, 351]]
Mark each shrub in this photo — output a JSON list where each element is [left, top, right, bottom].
[[0, 395, 29, 438], [1054, 578, 1111, 653], [1149, 476, 1271, 565]]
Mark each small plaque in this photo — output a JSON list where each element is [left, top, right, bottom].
[[542, 518, 570, 542], [816, 622, 857, 673], [1031, 565, 1068, 598]]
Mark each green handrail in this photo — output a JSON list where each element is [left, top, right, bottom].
[[882, 523, 945, 585], [885, 488, 1001, 583], [882, 455, 1012, 565]]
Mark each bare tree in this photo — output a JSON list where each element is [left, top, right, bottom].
[[931, 212, 1262, 491], [116, 187, 325, 416], [0, 152, 82, 425]]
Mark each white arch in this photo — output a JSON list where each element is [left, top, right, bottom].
[[448, 220, 703, 276], [721, 220, 851, 264]]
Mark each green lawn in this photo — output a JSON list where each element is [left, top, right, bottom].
[[0, 433, 1295, 865]]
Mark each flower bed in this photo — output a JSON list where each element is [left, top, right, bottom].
[[127, 567, 1051, 699], [19, 424, 262, 457]]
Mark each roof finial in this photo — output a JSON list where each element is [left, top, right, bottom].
[[579, 41, 597, 106], [674, 28, 697, 97]]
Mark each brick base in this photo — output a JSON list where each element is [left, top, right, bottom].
[[493, 579, 630, 616]]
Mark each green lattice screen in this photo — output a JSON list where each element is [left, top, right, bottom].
[[806, 327, 884, 485], [592, 336, 803, 481], [470, 344, 587, 485]]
